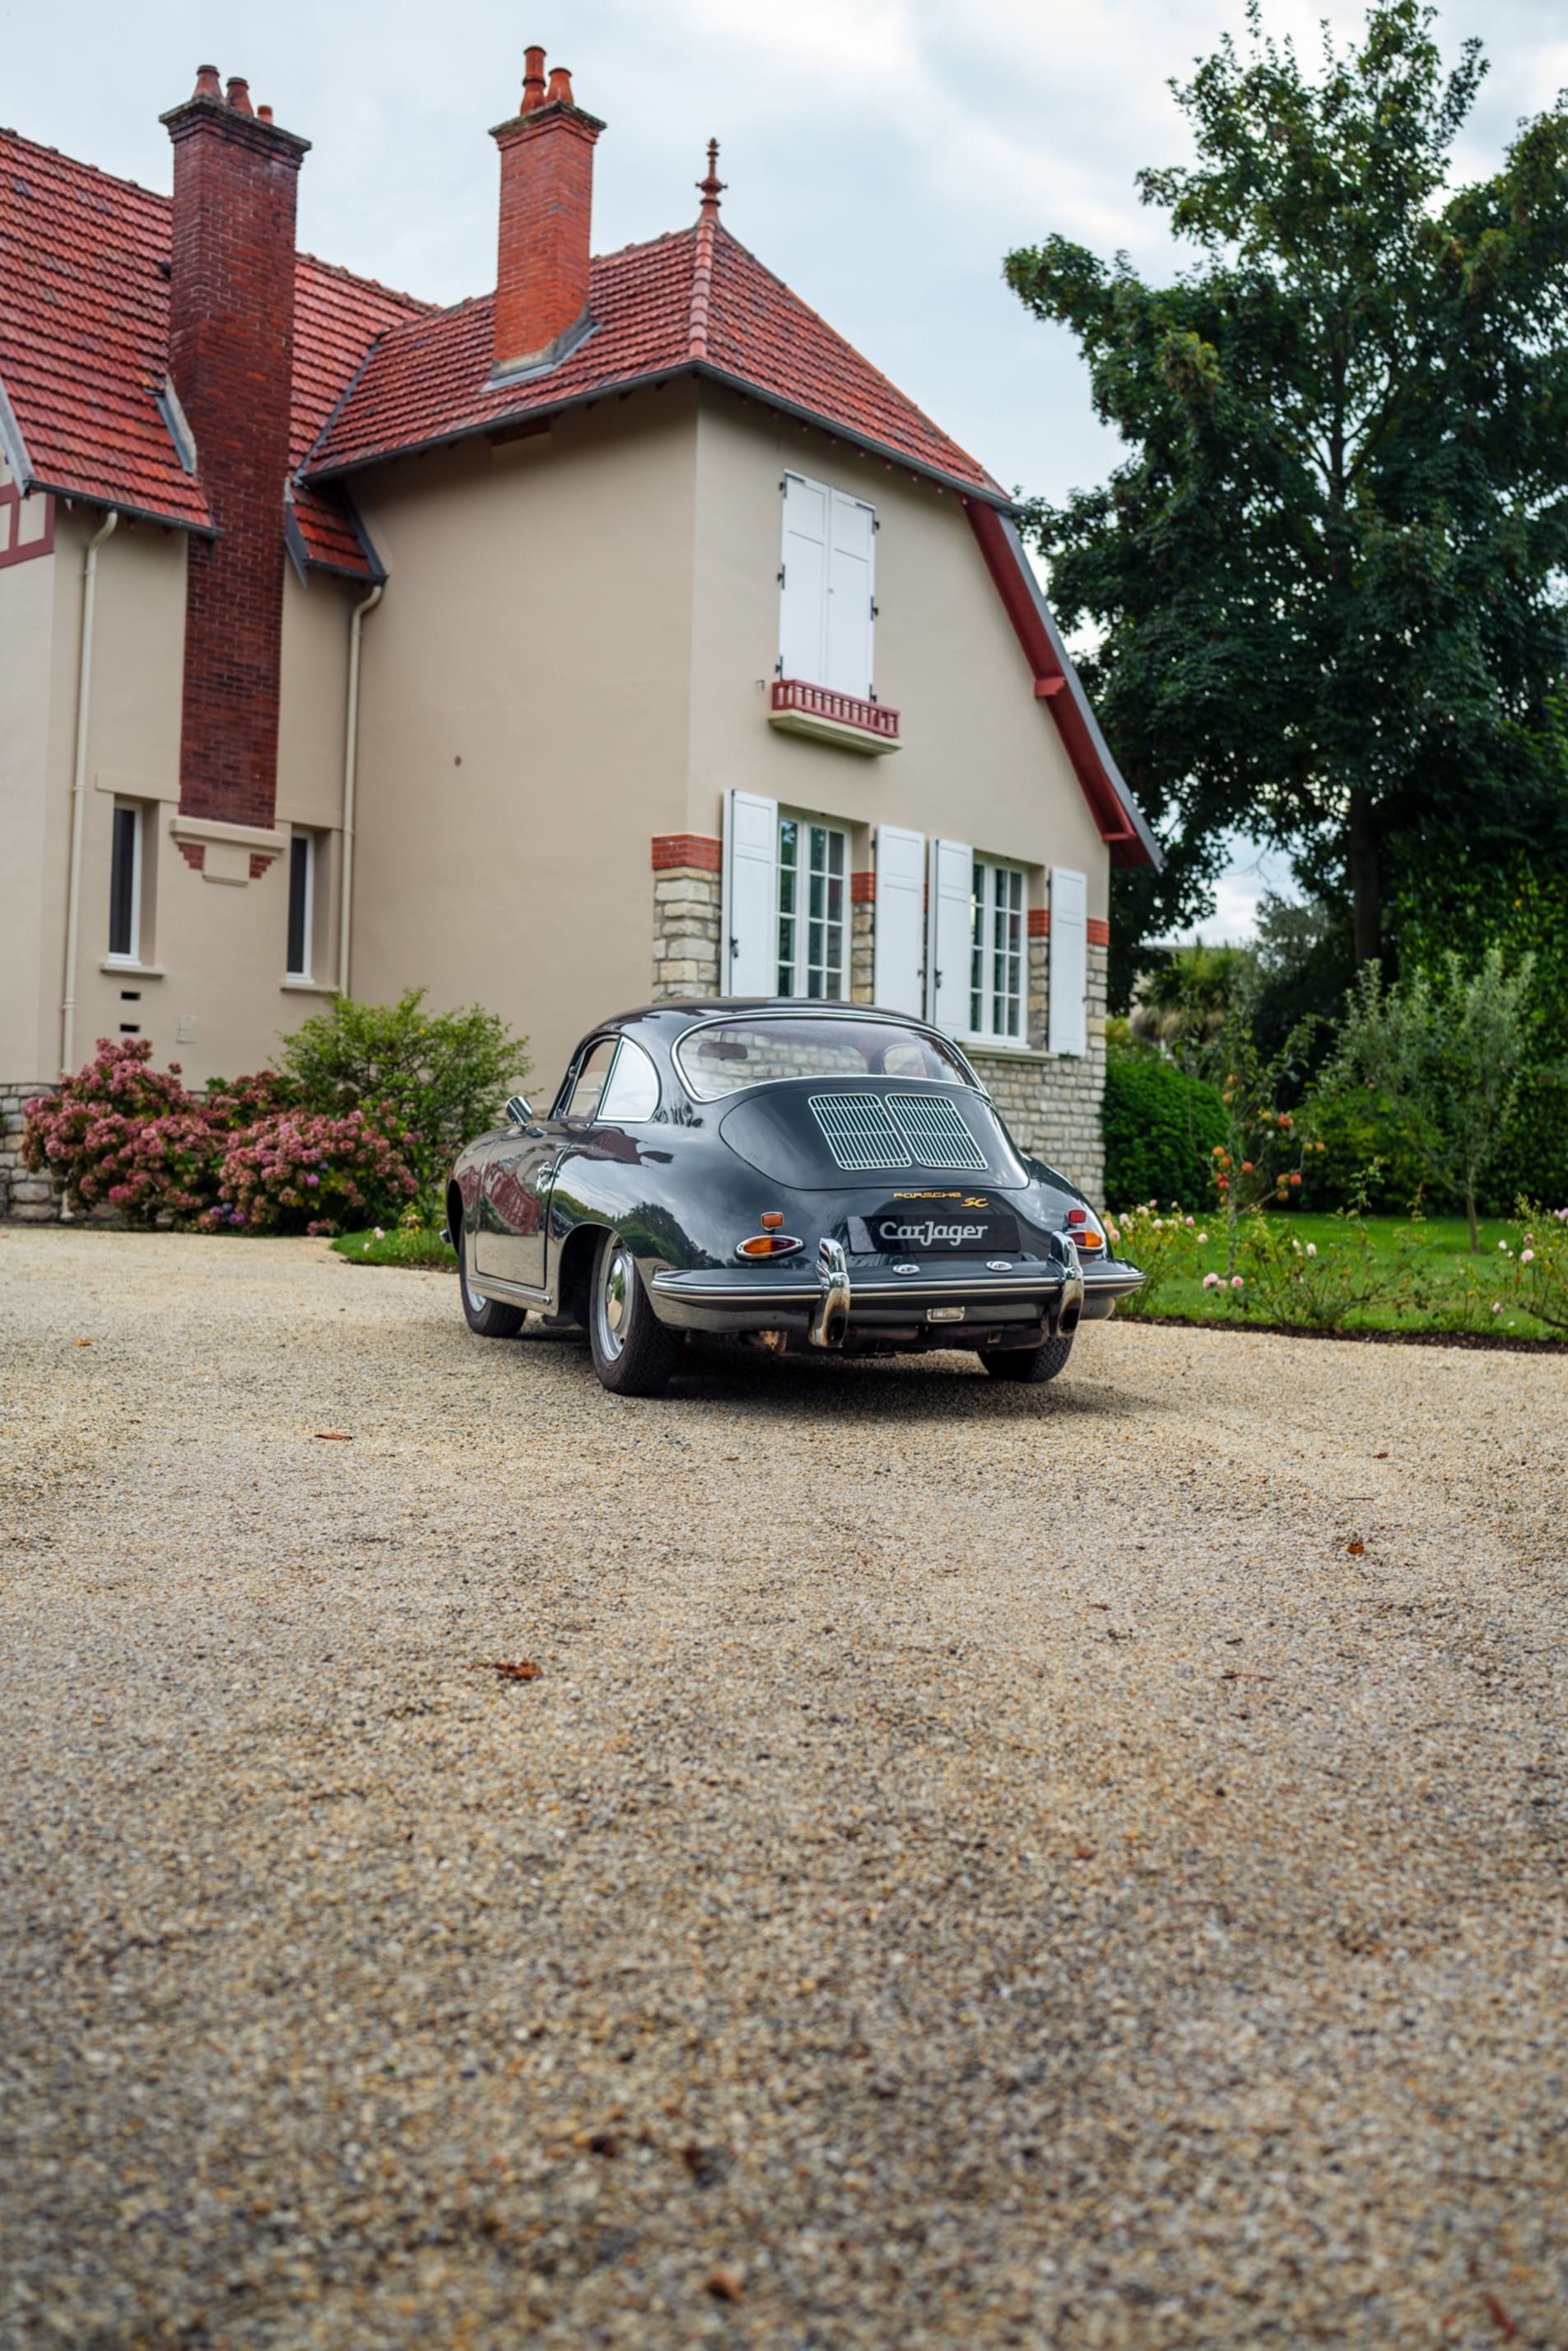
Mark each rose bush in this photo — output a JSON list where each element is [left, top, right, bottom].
[[1105, 1201, 1209, 1301]]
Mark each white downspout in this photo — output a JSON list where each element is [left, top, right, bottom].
[[60, 509, 119, 1087], [337, 581, 383, 996]]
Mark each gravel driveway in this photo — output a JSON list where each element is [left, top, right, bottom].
[[2, 1227, 1564, 2349]]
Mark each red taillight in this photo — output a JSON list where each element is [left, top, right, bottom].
[[1068, 1207, 1088, 1226]]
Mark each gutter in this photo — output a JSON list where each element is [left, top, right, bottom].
[[337, 580, 383, 994], [60, 509, 119, 1100]]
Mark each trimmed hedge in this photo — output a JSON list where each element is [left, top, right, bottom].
[[1103, 1050, 1227, 1212]]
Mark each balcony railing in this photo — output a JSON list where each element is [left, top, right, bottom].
[[768, 677, 901, 753]]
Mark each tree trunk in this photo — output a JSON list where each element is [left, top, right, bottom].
[[1347, 788, 1381, 970], [1465, 1182, 1479, 1255]]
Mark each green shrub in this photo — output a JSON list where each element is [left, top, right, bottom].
[[274, 988, 529, 1197], [1103, 1050, 1226, 1212], [1487, 1071, 1568, 1216]]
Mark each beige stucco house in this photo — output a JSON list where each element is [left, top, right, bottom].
[[0, 50, 1157, 1217]]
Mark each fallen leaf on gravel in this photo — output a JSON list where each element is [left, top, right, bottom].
[[314, 1432, 352, 1441], [705, 2267, 746, 2303], [477, 1659, 541, 1682], [74, 1339, 92, 1347], [1346, 1539, 1366, 1554], [1374, 1450, 1389, 1459], [1483, 2293, 1519, 2341], [1074, 1844, 1097, 1860]]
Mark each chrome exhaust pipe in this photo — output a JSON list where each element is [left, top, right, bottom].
[[809, 1236, 851, 1348]]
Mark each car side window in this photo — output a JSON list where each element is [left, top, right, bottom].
[[598, 1037, 660, 1124], [561, 1037, 617, 1124]]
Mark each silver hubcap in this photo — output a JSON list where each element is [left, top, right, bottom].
[[598, 1245, 634, 1358], [464, 1273, 487, 1316]]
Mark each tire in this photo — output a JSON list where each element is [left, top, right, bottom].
[[980, 1329, 1075, 1384], [589, 1230, 682, 1396], [457, 1223, 526, 1338]]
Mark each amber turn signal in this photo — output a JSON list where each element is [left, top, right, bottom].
[[760, 1211, 784, 1229], [737, 1231, 803, 1259]]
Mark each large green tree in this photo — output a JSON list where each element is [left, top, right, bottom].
[[1005, 0, 1568, 973]]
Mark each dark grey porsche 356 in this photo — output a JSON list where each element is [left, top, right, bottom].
[[447, 1003, 1143, 1396]]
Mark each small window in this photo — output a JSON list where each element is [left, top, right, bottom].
[[599, 1037, 660, 1124], [970, 859, 1026, 1040], [286, 833, 315, 979], [778, 817, 848, 1001], [560, 1037, 618, 1123], [108, 802, 143, 962]]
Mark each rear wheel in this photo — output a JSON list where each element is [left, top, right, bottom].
[[457, 1223, 526, 1338], [589, 1231, 682, 1396], [981, 1330, 1075, 1384]]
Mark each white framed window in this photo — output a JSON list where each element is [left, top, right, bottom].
[[286, 831, 316, 980], [778, 815, 848, 1000], [107, 800, 144, 964], [970, 859, 1026, 1040], [779, 472, 877, 700]]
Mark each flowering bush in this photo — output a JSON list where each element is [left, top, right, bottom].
[[1212, 1205, 1442, 1330], [1106, 1200, 1209, 1300], [203, 1108, 419, 1236], [1501, 1205, 1568, 1334], [21, 1040, 264, 1225], [21, 1036, 417, 1236]]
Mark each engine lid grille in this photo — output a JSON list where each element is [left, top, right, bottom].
[[809, 1092, 989, 1174], [809, 1094, 911, 1173]]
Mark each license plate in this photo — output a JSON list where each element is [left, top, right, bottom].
[[849, 1196, 1021, 1255]]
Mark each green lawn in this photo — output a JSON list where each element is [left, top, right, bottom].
[[1115, 1209, 1561, 1341], [331, 1225, 456, 1269]]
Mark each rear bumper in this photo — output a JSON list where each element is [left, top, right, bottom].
[[1077, 1257, 1146, 1320], [649, 1248, 1087, 1349]]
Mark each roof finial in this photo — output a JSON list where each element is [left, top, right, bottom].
[[697, 138, 725, 224]]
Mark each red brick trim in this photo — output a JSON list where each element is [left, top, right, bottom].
[[178, 841, 206, 873], [249, 852, 272, 881], [850, 868, 875, 904], [651, 833, 722, 873], [1086, 917, 1110, 947], [0, 483, 55, 568], [1028, 907, 1050, 938]]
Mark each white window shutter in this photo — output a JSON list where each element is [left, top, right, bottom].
[[925, 837, 973, 1034], [873, 824, 924, 1015], [825, 491, 875, 698], [779, 473, 828, 686], [722, 789, 779, 998], [1049, 867, 1088, 1055]]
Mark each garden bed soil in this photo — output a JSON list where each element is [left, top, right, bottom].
[[1120, 1310, 1568, 1353]]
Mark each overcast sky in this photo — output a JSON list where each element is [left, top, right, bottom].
[[7, 0, 1563, 933]]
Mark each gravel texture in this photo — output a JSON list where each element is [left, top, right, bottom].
[[2, 1226, 1565, 2349]]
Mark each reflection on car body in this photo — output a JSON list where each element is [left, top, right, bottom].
[[448, 1001, 1143, 1396]]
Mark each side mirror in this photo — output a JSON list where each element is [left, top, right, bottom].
[[505, 1094, 533, 1129]]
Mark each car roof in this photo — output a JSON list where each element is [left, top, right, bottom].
[[600, 999, 937, 1034]]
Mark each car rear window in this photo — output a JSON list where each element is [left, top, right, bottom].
[[676, 1017, 976, 1101]]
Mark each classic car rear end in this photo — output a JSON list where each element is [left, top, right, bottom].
[[449, 1003, 1142, 1395]]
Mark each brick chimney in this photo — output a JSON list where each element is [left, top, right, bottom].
[[161, 67, 309, 830], [490, 47, 605, 379]]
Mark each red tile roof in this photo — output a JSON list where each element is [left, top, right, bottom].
[[304, 220, 1003, 500], [0, 129, 427, 569]]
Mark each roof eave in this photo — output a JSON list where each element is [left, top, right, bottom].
[[0, 376, 35, 491], [300, 355, 1013, 509], [964, 503, 1161, 873], [20, 478, 215, 537]]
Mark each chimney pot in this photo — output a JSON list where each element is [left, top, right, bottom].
[[521, 44, 547, 111], [546, 66, 575, 104], [193, 63, 222, 100], [226, 77, 254, 114], [258, 103, 274, 123]]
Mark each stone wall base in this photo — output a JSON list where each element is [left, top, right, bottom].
[[2, 1082, 62, 1221]]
